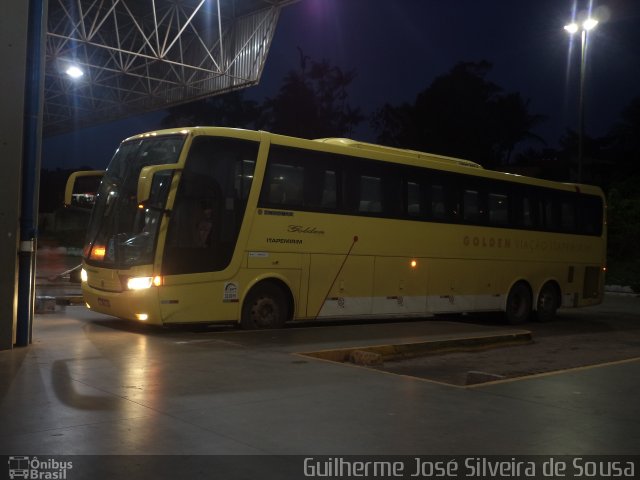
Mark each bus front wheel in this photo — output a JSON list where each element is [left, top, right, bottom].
[[505, 282, 532, 324], [241, 282, 289, 330]]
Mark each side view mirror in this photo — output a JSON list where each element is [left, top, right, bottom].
[[137, 164, 181, 204], [64, 170, 106, 207]]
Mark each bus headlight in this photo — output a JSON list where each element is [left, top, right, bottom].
[[80, 268, 88, 282], [127, 276, 153, 290], [126, 276, 162, 290]]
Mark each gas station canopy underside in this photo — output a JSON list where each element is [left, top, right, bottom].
[[45, 0, 296, 135]]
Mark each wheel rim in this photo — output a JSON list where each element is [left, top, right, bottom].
[[507, 285, 531, 323], [538, 288, 557, 314], [509, 292, 525, 317], [250, 296, 280, 328]]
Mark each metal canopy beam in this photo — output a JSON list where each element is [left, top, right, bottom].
[[45, 0, 296, 135]]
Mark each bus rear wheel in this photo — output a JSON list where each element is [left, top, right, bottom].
[[505, 282, 532, 324], [535, 282, 560, 322], [241, 282, 288, 330]]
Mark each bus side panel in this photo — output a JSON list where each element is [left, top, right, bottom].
[[372, 256, 428, 315], [426, 259, 502, 313], [307, 254, 374, 318], [158, 278, 241, 324], [244, 252, 303, 317], [158, 268, 301, 325]]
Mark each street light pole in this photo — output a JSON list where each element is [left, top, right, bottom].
[[578, 28, 587, 183], [564, 18, 598, 183]]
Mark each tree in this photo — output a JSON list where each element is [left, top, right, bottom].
[[608, 97, 640, 181], [556, 128, 613, 185], [161, 91, 262, 129], [493, 93, 546, 164], [372, 61, 545, 169], [260, 49, 364, 138], [601, 96, 640, 291], [606, 180, 640, 291]]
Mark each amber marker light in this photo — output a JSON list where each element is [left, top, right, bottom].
[[90, 245, 106, 260], [410, 259, 418, 268], [135, 313, 149, 321], [153, 276, 163, 286]]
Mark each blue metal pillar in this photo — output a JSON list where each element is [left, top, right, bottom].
[[16, 0, 47, 347]]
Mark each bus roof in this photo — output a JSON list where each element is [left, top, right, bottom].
[[314, 138, 484, 170], [312, 137, 602, 197]]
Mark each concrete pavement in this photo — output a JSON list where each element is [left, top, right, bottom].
[[1, 296, 639, 457]]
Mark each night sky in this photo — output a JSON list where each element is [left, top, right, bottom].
[[42, 0, 640, 170]]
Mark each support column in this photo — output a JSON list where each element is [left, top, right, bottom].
[[16, 0, 47, 347], [0, 0, 47, 350], [0, 2, 29, 350]]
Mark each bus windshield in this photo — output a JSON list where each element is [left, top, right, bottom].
[[84, 135, 185, 267]]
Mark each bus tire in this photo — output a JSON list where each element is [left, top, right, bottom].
[[535, 282, 560, 322], [241, 282, 289, 330], [505, 282, 532, 324]]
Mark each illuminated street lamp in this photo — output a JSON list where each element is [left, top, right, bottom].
[[564, 18, 598, 183], [65, 65, 84, 78]]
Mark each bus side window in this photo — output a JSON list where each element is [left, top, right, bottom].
[[262, 146, 344, 212], [463, 189, 481, 223], [382, 165, 402, 217], [431, 185, 446, 220], [488, 192, 509, 226], [266, 163, 304, 207], [164, 137, 258, 275], [560, 197, 577, 233], [522, 197, 534, 228], [302, 156, 338, 211], [542, 197, 557, 231], [406, 181, 422, 217], [446, 186, 461, 221], [320, 170, 337, 208], [358, 174, 382, 213], [235, 159, 255, 201]]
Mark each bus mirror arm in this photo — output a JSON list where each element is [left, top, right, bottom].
[[137, 164, 181, 204], [64, 170, 106, 206]]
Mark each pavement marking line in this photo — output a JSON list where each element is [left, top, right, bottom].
[[290, 352, 466, 389], [297, 330, 532, 362], [293, 348, 640, 390], [294, 352, 640, 389], [293, 331, 531, 389], [466, 356, 640, 389]]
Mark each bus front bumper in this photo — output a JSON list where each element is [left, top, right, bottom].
[[82, 284, 163, 325]]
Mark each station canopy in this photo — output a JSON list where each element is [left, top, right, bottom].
[[45, 0, 296, 135]]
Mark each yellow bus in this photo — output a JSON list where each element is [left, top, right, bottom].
[[66, 127, 606, 328]]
